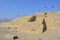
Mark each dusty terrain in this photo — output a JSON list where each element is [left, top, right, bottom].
[[0, 12, 60, 40]]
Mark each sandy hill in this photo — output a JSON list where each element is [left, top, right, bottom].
[[0, 12, 60, 34]]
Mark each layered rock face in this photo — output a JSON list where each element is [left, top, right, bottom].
[[0, 12, 60, 34]]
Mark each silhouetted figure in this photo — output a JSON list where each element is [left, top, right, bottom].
[[42, 19, 47, 33], [29, 16, 36, 22], [44, 12, 47, 17], [44, 12, 47, 15]]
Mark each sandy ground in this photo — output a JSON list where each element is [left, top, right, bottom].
[[0, 27, 60, 40]]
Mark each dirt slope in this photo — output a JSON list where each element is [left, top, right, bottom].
[[0, 12, 60, 33]]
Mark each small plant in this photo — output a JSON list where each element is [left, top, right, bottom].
[[8, 27, 11, 29], [32, 29, 35, 31], [15, 28, 17, 29]]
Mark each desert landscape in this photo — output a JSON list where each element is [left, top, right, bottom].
[[0, 12, 60, 40]]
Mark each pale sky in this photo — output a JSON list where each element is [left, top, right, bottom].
[[0, 0, 60, 19]]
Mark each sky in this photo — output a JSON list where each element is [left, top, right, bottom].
[[0, 0, 60, 19]]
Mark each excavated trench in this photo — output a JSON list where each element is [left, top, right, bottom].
[[42, 18, 47, 33], [42, 13, 47, 33], [28, 13, 47, 33]]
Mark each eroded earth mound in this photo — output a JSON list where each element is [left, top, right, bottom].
[[0, 12, 60, 40]]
